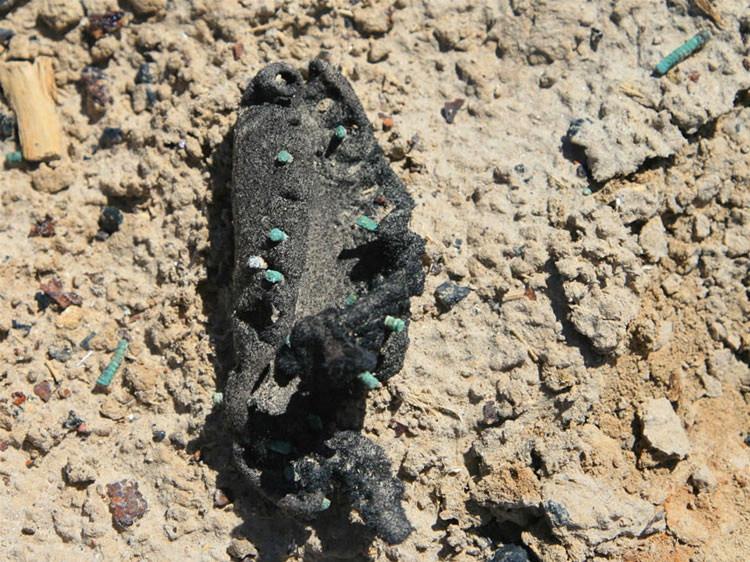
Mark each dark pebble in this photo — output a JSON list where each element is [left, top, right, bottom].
[[744, 433, 750, 447], [100, 127, 123, 147], [152, 429, 166, 442], [99, 206, 123, 234], [0, 28, 14, 45], [489, 544, 531, 562], [33, 381, 52, 403], [145, 87, 157, 107], [441, 98, 465, 124], [48, 346, 73, 362], [0, 112, 14, 140], [434, 281, 471, 311], [135, 63, 155, 84], [106, 480, 148, 529]]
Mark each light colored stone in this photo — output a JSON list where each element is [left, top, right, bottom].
[[639, 216, 668, 263], [541, 472, 655, 546], [55, 307, 82, 330], [39, 0, 83, 33], [128, 0, 166, 16], [689, 464, 718, 492], [640, 398, 690, 460]]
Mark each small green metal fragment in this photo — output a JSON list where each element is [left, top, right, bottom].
[[655, 30, 712, 76], [265, 269, 284, 283], [285, 335, 291, 346], [269, 228, 288, 242], [276, 150, 293, 164], [582, 187, 592, 196], [358, 371, 379, 390], [356, 215, 378, 232], [307, 413, 323, 431], [269, 440, 292, 455], [320, 498, 331, 510], [212, 392, 224, 405], [334, 125, 347, 140], [384, 315, 405, 333], [345, 293, 357, 306], [96, 340, 128, 387], [6, 151, 22, 164]]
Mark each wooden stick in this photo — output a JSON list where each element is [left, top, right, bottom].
[[0, 57, 63, 161]]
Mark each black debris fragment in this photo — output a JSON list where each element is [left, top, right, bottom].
[[590, 28, 603, 52], [227, 60, 424, 546], [0, 112, 14, 140], [62, 410, 84, 430], [441, 98, 465, 124], [100, 127, 123, 147], [48, 346, 73, 362], [135, 63, 155, 84], [80, 332, 97, 350], [11, 320, 32, 335], [489, 544, 531, 562], [434, 281, 471, 311], [35, 291, 51, 311], [98, 206, 123, 235]]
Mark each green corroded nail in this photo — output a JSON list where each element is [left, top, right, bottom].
[[6, 151, 22, 164], [96, 340, 128, 387], [277, 150, 293, 164], [269, 440, 292, 455], [334, 125, 347, 140], [320, 498, 331, 510], [655, 30, 712, 76], [269, 228, 288, 242], [307, 414, 323, 431], [265, 270, 284, 283], [358, 371, 379, 390], [384, 315, 405, 333], [356, 215, 378, 232], [345, 293, 357, 306]]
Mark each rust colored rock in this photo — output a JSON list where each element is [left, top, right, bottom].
[[33, 381, 52, 402], [106, 480, 148, 529], [40, 279, 82, 309]]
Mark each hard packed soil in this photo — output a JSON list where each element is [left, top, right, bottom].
[[1, 1, 749, 561]]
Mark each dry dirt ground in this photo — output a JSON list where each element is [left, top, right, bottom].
[[1, 0, 750, 561]]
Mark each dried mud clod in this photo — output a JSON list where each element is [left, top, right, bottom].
[[226, 59, 424, 545]]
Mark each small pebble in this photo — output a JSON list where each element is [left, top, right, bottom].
[[135, 63, 155, 84], [33, 381, 52, 403], [334, 125, 347, 139], [152, 429, 166, 442], [276, 150, 293, 164], [265, 270, 284, 284], [99, 206, 123, 234], [247, 256, 267, 269], [106, 480, 148, 529], [434, 281, 471, 311]]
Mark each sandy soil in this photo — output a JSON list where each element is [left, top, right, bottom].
[[1, 0, 750, 561]]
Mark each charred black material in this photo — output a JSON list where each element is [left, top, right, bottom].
[[227, 60, 424, 545]]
